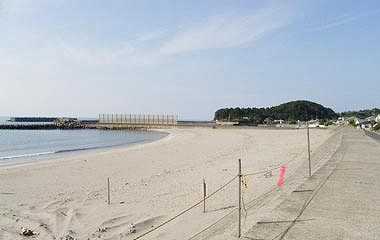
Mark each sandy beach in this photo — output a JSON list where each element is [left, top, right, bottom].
[[0, 127, 341, 240]]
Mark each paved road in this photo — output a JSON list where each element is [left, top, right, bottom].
[[365, 130, 380, 142], [244, 128, 380, 240]]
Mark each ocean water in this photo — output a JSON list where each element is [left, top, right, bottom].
[[0, 117, 167, 166]]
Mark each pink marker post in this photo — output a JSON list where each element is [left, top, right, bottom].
[[277, 165, 287, 187]]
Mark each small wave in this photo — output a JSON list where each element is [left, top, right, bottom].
[[55, 146, 105, 154], [0, 151, 55, 160], [55, 140, 146, 153], [0, 140, 149, 161]]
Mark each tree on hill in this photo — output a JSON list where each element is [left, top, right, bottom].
[[340, 108, 380, 119], [214, 100, 338, 124]]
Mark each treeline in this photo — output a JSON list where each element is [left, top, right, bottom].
[[214, 100, 338, 124], [340, 108, 380, 119]]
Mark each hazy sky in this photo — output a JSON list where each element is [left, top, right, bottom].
[[1, 0, 380, 120]]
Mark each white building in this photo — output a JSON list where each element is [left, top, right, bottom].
[[354, 117, 376, 130], [215, 120, 239, 126], [273, 119, 284, 124], [308, 120, 320, 128], [366, 116, 376, 123], [355, 118, 365, 126], [376, 115, 380, 123]]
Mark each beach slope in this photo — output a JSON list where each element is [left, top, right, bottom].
[[0, 128, 336, 240]]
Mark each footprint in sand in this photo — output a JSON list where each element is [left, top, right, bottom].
[[94, 215, 163, 240]]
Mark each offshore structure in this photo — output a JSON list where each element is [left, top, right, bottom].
[[97, 113, 178, 129]]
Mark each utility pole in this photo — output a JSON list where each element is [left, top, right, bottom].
[[238, 159, 242, 238]]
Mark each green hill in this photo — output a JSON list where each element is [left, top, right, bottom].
[[214, 100, 337, 124]]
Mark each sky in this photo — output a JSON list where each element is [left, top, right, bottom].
[[1, 0, 380, 120]]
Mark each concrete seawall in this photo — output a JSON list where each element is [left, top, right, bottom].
[[244, 127, 380, 239]]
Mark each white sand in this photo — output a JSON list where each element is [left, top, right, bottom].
[[0, 127, 339, 240]]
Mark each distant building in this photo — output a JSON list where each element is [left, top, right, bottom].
[[273, 119, 284, 124], [263, 118, 273, 125], [354, 117, 376, 130], [376, 115, 380, 123], [308, 120, 320, 128], [335, 117, 345, 125], [366, 116, 376, 123], [215, 120, 239, 126], [273, 119, 284, 128], [354, 118, 364, 126]]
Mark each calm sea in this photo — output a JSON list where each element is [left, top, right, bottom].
[[0, 117, 167, 166]]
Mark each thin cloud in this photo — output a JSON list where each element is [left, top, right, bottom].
[[159, 6, 294, 56], [309, 9, 380, 32], [135, 29, 168, 42], [1, 2, 295, 67], [51, 5, 295, 67], [58, 42, 161, 67]]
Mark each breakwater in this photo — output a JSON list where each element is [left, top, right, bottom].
[[9, 117, 62, 122], [1, 114, 219, 130], [0, 124, 91, 130], [1, 116, 96, 130], [0, 124, 57, 130]]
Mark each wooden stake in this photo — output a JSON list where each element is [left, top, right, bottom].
[[203, 179, 207, 213], [107, 177, 111, 205]]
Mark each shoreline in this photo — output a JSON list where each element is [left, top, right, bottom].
[[0, 129, 170, 169]]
